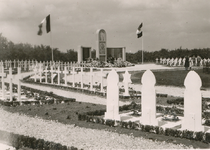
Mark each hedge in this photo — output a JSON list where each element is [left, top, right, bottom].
[[0, 130, 80, 150]]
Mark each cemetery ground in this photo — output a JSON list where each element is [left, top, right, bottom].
[[1, 64, 210, 149], [1, 101, 209, 149]]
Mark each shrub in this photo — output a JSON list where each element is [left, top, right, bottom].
[[195, 131, 205, 141], [105, 119, 115, 127]]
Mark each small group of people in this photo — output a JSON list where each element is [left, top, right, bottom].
[[184, 55, 202, 70]]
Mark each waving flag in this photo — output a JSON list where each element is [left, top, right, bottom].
[[136, 23, 143, 38], [38, 14, 51, 35]]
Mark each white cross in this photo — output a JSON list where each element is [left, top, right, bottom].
[[7, 67, 13, 101], [56, 67, 62, 85], [24, 60, 27, 70], [50, 66, 54, 84], [44, 68, 49, 84], [0, 66, 6, 99], [34, 66, 38, 82], [89, 68, 95, 91], [39, 65, 43, 83], [79, 67, 85, 89], [98, 68, 106, 92], [63, 66, 69, 86], [71, 67, 77, 87], [17, 67, 22, 101]]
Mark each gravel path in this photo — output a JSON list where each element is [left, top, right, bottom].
[[0, 108, 192, 149]]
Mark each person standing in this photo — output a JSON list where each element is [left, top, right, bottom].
[[184, 56, 189, 70]]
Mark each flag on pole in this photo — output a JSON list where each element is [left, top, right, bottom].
[[37, 14, 51, 35], [136, 23, 143, 38]]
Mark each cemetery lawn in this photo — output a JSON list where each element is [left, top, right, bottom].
[[2, 102, 209, 149], [126, 69, 210, 88]]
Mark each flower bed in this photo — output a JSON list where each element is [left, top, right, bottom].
[[77, 102, 210, 144], [22, 79, 169, 101], [0, 85, 76, 107]]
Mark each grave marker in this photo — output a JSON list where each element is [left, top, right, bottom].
[[104, 69, 121, 121], [140, 70, 158, 126], [182, 71, 204, 131]]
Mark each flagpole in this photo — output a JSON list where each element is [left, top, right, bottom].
[[142, 36, 143, 64], [50, 31, 53, 62]]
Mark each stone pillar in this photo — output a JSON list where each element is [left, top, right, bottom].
[[140, 70, 158, 126], [104, 69, 121, 121], [78, 46, 83, 63], [182, 71, 204, 131], [122, 70, 132, 96]]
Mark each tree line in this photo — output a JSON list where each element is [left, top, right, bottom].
[[1, 33, 210, 63]]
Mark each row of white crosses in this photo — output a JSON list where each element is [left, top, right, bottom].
[[71, 67, 107, 92], [105, 69, 204, 132], [1, 60, 84, 72], [34, 64, 69, 86], [157, 57, 210, 67], [0, 65, 22, 101]]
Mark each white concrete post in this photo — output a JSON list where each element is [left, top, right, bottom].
[[140, 70, 158, 126], [182, 71, 204, 131], [104, 69, 121, 121], [122, 70, 132, 96]]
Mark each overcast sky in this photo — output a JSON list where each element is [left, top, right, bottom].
[[0, 0, 210, 53]]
